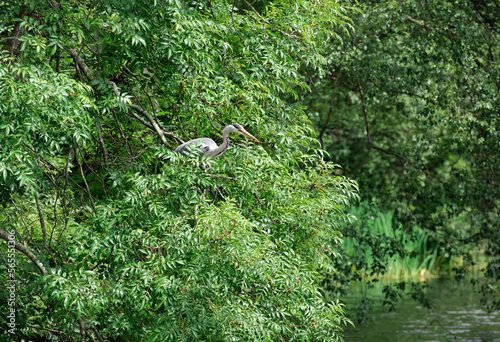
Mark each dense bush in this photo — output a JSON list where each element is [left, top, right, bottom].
[[0, 0, 357, 340]]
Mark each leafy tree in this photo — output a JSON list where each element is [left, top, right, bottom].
[[0, 0, 357, 340], [302, 0, 499, 308]]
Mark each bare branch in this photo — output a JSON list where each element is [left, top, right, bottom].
[[112, 110, 134, 158], [358, 81, 412, 168], [88, 325, 107, 342], [75, 143, 96, 210], [0, 37, 17, 44], [107, 80, 184, 146], [34, 194, 47, 252], [35, 194, 58, 266], [419, 319, 457, 340], [124, 108, 155, 130], [67, 52, 184, 149], [78, 318, 86, 342], [97, 122, 108, 165], [1, 228, 106, 342], [319, 68, 342, 149], [0, 228, 48, 275], [130, 103, 172, 148], [23, 143, 87, 199], [47, 0, 62, 10], [87, 331, 97, 342], [407, 16, 429, 29], [26, 324, 65, 334], [69, 48, 93, 80], [49, 192, 59, 264]]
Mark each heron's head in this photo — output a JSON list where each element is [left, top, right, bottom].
[[230, 123, 260, 142]]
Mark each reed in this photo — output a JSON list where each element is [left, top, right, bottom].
[[341, 202, 446, 281]]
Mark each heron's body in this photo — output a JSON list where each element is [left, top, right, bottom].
[[174, 124, 259, 158]]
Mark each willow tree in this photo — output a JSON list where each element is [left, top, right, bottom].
[[0, 0, 357, 340]]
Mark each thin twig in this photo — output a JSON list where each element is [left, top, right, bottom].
[[47, 0, 62, 10], [112, 110, 134, 158], [49, 191, 59, 266], [358, 80, 412, 168], [419, 319, 457, 340], [97, 122, 108, 165], [24, 143, 86, 202], [241, 0, 300, 39], [11, 199, 34, 244], [26, 324, 65, 334], [75, 143, 96, 210], [319, 68, 342, 149], [203, 109, 221, 133], [34, 194, 47, 253], [0, 37, 17, 43]]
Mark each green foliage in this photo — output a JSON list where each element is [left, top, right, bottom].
[[0, 63, 94, 192], [0, 0, 357, 340], [339, 203, 446, 280], [300, 0, 500, 307], [44, 152, 356, 340]]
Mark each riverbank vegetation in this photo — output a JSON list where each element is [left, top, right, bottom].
[[302, 0, 499, 318]]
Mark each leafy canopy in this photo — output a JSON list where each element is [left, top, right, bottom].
[[0, 0, 357, 341]]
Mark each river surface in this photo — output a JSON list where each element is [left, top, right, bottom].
[[341, 278, 500, 342]]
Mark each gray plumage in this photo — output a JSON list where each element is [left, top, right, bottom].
[[174, 124, 259, 158]]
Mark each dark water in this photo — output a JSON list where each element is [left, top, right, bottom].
[[342, 279, 500, 342]]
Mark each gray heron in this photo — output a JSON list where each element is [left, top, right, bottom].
[[174, 123, 259, 158]]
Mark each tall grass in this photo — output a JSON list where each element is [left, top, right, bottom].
[[329, 202, 490, 323], [341, 203, 446, 280]]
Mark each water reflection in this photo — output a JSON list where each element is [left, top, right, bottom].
[[341, 278, 500, 342]]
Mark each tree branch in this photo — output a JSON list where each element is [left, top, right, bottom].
[[319, 68, 342, 149], [129, 103, 172, 148], [108, 80, 184, 146], [406, 16, 430, 29], [112, 110, 134, 158], [358, 81, 412, 168], [75, 142, 96, 210], [1, 229, 108, 342], [78, 318, 86, 342], [0, 228, 48, 275], [128, 103, 188, 147], [70, 48, 184, 149], [69, 48, 93, 80], [97, 122, 108, 165], [124, 107, 155, 130], [6, 6, 28, 57], [419, 319, 457, 340], [0, 37, 17, 44], [88, 325, 107, 342], [47, 0, 62, 10], [34, 194, 47, 252], [241, 0, 300, 39]]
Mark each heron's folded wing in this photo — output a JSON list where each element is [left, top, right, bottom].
[[175, 138, 212, 155]]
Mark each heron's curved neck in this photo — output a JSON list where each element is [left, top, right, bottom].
[[212, 130, 231, 157]]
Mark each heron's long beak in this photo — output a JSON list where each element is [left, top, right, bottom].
[[239, 129, 260, 143]]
